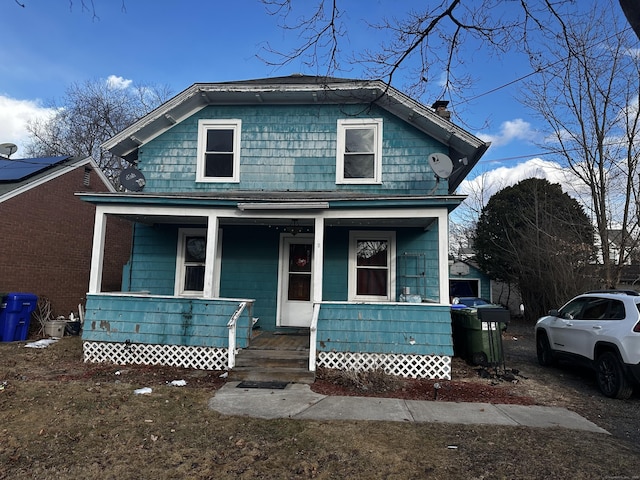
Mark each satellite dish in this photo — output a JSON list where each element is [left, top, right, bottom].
[[0, 143, 18, 158], [119, 167, 146, 191], [428, 152, 453, 179]]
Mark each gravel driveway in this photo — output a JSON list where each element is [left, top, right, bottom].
[[503, 319, 640, 446]]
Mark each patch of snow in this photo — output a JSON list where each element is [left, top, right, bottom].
[[24, 339, 59, 349]]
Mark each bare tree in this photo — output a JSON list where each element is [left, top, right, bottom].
[[521, 0, 640, 288], [25, 78, 171, 185], [260, 1, 579, 107], [14, 0, 127, 18], [450, 169, 506, 258]]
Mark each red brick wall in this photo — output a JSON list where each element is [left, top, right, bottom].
[[0, 166, 132, 317]]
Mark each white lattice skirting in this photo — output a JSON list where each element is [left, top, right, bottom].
[[317, 351, 452, 380], [83, 342, 228, 371]]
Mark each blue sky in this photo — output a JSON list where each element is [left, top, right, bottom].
[[0, 0, 625, 199]]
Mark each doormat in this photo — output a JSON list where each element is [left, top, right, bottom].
[[237, 381, 289, 390]]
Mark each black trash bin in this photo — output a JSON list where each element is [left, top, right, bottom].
[[0, 293, 38, 342]]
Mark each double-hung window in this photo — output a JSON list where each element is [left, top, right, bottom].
[[348, 231, 396, 301], [176, 229, 207, 296], [336, 119, 382, 184], [196, 119, 241, 182]]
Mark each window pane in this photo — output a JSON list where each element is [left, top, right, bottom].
[[357, 241, 388, 266], [206, 129, 233, 152], [345, 128, 374, 153], [560, 298, 587, 319], [288, 273, 311, 301], [184, 265, 205, 291], [357, 268, 387, 296], [205, 153, 234, 177], [185, 236, 206, 262], [289, 244, 312, 272], [344, 154, 374, 178], [582, 298, 610, 320], [607, 300, 625, 320]]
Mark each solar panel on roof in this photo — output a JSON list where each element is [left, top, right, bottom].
[[0, 156, 71, 182]]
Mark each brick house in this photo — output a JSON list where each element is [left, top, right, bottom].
[[0, 155, 131, 319]]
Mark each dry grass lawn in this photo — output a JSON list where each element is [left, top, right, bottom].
[[1, 336, 639, 479]]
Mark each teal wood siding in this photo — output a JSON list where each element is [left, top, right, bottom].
[[467, 264, 491, 301], [138, 104, 447, 195], [126, 224, 178, 295], [219, 226, 280, 331], [397, 227, 441, 302], [321, 227, 441, 303], [316, 303, 453, 356], [322, 228, 349, 301], [82, 294, 253, 348]]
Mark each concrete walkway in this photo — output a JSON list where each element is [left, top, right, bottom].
[[208, 382, 608, 434]]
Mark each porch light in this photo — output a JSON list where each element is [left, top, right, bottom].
[[282, 219, 305, 236]]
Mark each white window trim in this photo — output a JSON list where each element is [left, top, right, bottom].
[[175, 228, 223, 297], [348, 230, 396, 301], [196, 119, 242, 183], [336, 118, 383, 184]]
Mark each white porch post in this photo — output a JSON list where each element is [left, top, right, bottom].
[[313, 217, 325, 304], [88, 206, 107, 294], [203, 214, 219, 298], [438, 209, 450, 304], [309, 217, 324, 371]]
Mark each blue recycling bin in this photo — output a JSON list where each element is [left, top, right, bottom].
[[0, 293, 38, 342]]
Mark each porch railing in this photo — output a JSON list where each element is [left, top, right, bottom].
[[309, 303, 321, 371], [227, 301, 250, 369]]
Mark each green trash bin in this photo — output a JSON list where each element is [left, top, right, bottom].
[[451, 305, 509, 366]]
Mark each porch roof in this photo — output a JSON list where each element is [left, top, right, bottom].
[[78, 190, 465, 210], [78, 190, 461, 228]]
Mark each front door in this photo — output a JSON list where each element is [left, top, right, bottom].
[[278, 235, 313, 327]]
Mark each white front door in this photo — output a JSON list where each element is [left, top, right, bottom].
[[278, 235, 314, 327]]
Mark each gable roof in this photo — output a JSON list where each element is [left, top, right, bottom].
[[102, 75, 489, 193], [0, 156, 116, 203]]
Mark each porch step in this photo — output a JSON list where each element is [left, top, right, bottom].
[[228, 366, 315, 384], [234, 349, 309, 369], [229, 332, 315, 384]]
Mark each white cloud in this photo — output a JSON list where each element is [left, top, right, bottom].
[[0, 95, 56, 156], [106, 75, 133, 90], [458, 157, 591, 209], [476, 118, 539, 147]]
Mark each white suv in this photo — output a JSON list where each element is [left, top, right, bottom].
[[535, 290, 640, 399]]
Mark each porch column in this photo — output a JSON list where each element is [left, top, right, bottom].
[[313, 217, 325, 303], [88, 205, 107, 294], [438, 209, 449, 304], [204, 214, 219, 298]]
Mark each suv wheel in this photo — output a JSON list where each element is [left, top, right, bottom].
[[595, 352, 633, 400], [536, 331, 555, 366]]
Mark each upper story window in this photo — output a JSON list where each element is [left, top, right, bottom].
[[196, 119, 242, 183], [336, 118, 383, 184]]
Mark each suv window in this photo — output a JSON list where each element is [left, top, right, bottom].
[[582, 298, 610, 319], [560, 296, 626, 320], [605, 299, 625, 320], [559, 297, 590, 319]]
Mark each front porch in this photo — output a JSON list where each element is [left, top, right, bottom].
[[82, 294, 453, 380]]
